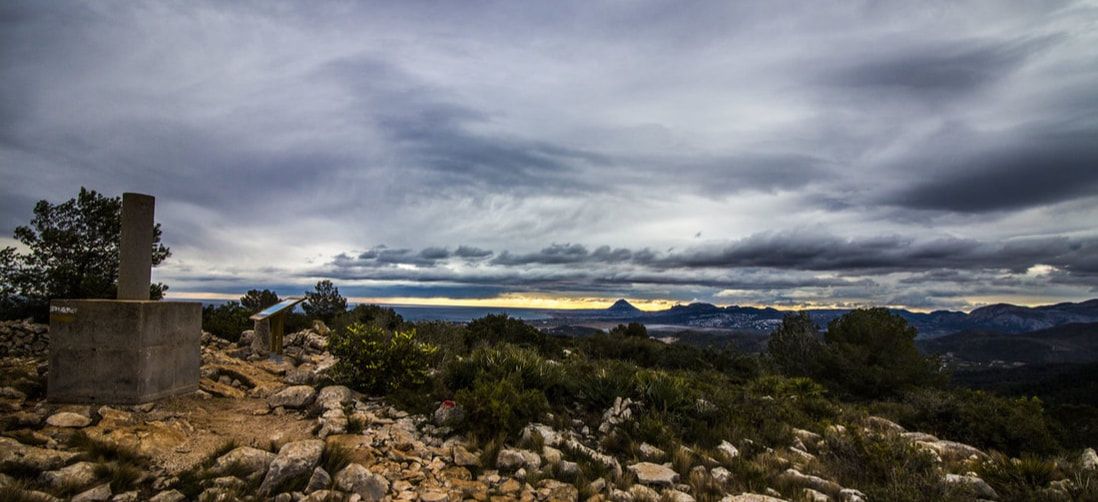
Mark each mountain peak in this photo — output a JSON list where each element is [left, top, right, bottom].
[[608, 299, 640, 313]]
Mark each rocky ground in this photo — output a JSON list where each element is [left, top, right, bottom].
[[1, 321, 1096, 501]]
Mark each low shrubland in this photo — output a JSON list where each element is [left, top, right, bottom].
[[318, 308, 1094, 500]]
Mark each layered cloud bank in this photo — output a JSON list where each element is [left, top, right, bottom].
[[2, 1, 1097, 310]]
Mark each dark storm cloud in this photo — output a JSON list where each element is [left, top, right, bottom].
[[890, 129, 1098, 212], [3, 1, 1098, 309], [826, 36, 1058, 95]]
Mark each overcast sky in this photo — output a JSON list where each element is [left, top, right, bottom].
[[2, 1, 1097, 311]]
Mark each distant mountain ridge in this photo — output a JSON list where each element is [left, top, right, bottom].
[[919, 322, 1098, 364], [579, 298, 1098, 338]]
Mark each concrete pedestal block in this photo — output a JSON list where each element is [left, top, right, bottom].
[[48, 300, 201, 404]]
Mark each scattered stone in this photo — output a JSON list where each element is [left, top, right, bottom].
[[148, 490, 186, 502], [600, 397, 635, 434], [839, 488, 868, 502], [717, 440, 740, 460], [0, 436, 78, 470], [917, 439, 986, 461], [1082, 448, 1098, 470], [628, 462, 679, 487], [40, 461, 98, 488], [777, 469, 842, 497], [305, 467, 331, 494], [639, 442, 665, 460], [0, 386, 26, 400], [112, 491, 140, 502], [72, 483, 112, 502], [628, 484, 660, 501], [214, 446, 277, 477], [259, 440, 325, 495], [452, 444, 480, 467], [334, 463, 390, 501], [711, 467, 732, 484], [865, 416, 905, 433], [944, 473, 997, 499], [721, 495, 788, 502], [801, 488, 828, 502], [542, 445, 563, 465], [45, 411, 92, 428], [589, 478, 608, 494], [558, 460, 580, 478], [315, 385, 354, 411], [538, 479, 579, 501], [663, 489, 696, 502], [497, 448, 541, 471], [268, 385, 317, 409]]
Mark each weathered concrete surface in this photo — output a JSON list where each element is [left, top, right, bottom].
[[48, 299, 201, 403], [117, 193, 156, 301]]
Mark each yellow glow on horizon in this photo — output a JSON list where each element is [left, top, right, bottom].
[[345, 295, 678, 311]]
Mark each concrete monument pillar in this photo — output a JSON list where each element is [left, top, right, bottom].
[[117, 193, 155, 300], [48, 192, 201, 404]]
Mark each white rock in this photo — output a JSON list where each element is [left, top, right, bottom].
[[663, 489, 695, 502], [720, 495, 789, 502], [1082, 448, 1098, 470], [46, 411, 92, 428], [305, 467, 331, 494], [315, 385, 354, 411], [711, 466, 732, 484], [497, 448, 541, 471], [214, 446, 277, 477], [839, 488, 868, 502], [638, 442, 666, 460], [258, 440, 325, 495], [40, 461, 98, 487], [801, 488, 828, 502], [717, 440, 740, 460], [267, 385, 317, 409], [72, 483, 112, 502], [628, 462, 679, 487], [148, 490, 187, 502], [944, 473, 997, 499], [334, 463, 390, 501]]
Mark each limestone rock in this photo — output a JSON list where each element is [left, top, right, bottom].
[[0, 437, 79, 470], [148, 490, 187, 502], [497, 448, 542, 471], [600, 397, 635, 434], [268, 385, 317, 409], [259, 440, 325, 495], [314, 385, 354, 412], [720, 495, 789, 502], [717, 440, 740, 460], [46, 411, 92, 428], [334, 463, 390, 501], [865, 416, 905, 433], [944, 473, 998, 499], [628, 462, 679, 487], [839, 488, 868, 502], [777, 469, 842, 497], [917, 439, 986, 461], [628, 484, 660, 501], [41, 461, 98, 488], [638, 442, 665, 460], [305, 467, 331, 493], [433, 400, 464, 425], [452, 444, 480, 467], [663, 489, 695, 502], [1082, 448, 1098, 470], [214, 446, 277, 477], [537, 479, 579, 501], [711, 466, 732, 484], [72, 483, 112, 502], [801, 488, 828, 502]]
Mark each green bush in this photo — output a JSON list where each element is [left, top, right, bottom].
[[464, 314, 551, 352], [609, 322, 648, 338], [329, 323, 438, 395], [767, 312, 825, 377], [822, 429, 967, 502], [977, 452, 1061, 501], [445, 344, 569, 401], [201, 301, 252, 342], [873, 388, 1061, 456], [454, 374, 549, 441], [822, 308, 946, 399]]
